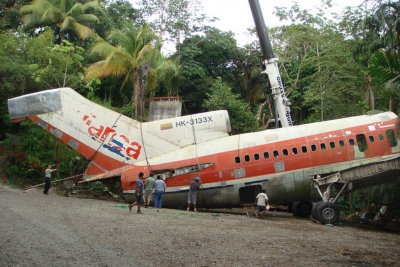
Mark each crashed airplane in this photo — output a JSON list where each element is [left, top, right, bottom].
[[7, 0, 400, 224], [8, 87, 400, 224]]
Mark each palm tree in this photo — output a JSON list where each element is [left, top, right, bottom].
[[351, 0, 400, 110], [369, 50, 400, 111], [20, 0, 101, 40], [86, 25, 162, 119]]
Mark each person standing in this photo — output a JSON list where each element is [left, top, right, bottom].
[[255, 189, 269, 218], [43, 165, 57, 195], [187, 177, 201, 212], [129, 172, 144, 214], [153, 175, 166, 211], [144, 174, 155, 208]]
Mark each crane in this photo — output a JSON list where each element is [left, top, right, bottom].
[[248, 0, 293, 128]]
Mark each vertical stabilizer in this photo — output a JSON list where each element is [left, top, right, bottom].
[[8, 88, 231, 176]]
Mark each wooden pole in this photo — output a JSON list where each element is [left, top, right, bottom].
[[24, 174, 83, 190]]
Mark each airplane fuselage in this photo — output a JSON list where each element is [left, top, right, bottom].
[[8, 88, 400, 211], [120, 112, 400, 208]]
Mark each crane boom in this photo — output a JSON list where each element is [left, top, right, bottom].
[[248, 0, 293, 127]]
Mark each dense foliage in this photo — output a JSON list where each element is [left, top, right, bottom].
[[1, 0, 400, 212]]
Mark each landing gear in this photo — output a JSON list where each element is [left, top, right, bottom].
[[312, 201, 339, 224], [292, 201, 312, 218], [311, 201, 323, 220], [311, 174, 349, 225]]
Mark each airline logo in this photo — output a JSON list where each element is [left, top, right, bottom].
[[83, 113, 142, 160]]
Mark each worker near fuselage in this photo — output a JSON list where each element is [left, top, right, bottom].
[[255, 189, 269, 217], [187, 177, 202, 212]]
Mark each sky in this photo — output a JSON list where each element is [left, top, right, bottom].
[[199, 0, 365, 47], [131, 0, 365, 55]]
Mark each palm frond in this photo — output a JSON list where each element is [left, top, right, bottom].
[[81, 1, 102, 12], [71, 22, 93, 39], [75, 14, 99, 24], [369, 50, 400, 86], [90, 42, 117, 58]]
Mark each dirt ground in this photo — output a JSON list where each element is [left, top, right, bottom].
[[1, 179, 400, 267]]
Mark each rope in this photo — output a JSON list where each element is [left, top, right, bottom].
[[24, 173, 83, 190], [189, 115, 206, 209], [88, 97, 135, 162]]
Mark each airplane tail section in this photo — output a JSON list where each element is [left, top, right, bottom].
[[8, 88, 232, 176]]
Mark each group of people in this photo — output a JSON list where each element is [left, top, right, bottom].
[[43, 165, 269, 217], [128, 172, 203, 214], [129, 172, 167, 213]]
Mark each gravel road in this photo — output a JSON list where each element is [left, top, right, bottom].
[[1, 184, 399, 267]]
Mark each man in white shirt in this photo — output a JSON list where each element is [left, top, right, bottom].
[[255, 189, 269, 217], [44, 165, 57, 195]]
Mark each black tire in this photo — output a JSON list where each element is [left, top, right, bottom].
[[295, 201, 313, 218], [292, 202, 299, 216], [316, 202, 339, 224], [311, 201, 323, 220]]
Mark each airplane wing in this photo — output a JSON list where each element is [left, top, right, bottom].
[[78, 165, 136, 183], [78, 164, 174, 183]]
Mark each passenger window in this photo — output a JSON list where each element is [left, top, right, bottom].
[[369, 136, 375, 142], [273, 150, 279, 157], [320, 143, 326, 150], [330, 142, 335, 148], [245, 155, 250, 162], [264, 152, 269, 159], [254, 153, 260, 160], [292, 147, 298, 154], [356, 134, 368, 152], [349, 139, 355, 146], [283, 149, 288, 156], [386, 129, 398, 147], [235, 156, 240, 163], [302, 146, 307, 153], [339, 140, 345, 147], [379, 134, 384, 141], [311, 144, 317, 151]]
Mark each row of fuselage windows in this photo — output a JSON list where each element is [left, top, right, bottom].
[[234, 129, 398, 164]]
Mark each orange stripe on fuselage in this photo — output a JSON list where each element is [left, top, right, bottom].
[[121, 119, 398, 191]]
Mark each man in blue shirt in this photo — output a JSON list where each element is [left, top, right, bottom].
[[129, 172, 145, 214], [153, 175, 166, 211]]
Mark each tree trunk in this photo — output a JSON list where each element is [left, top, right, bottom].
[[53, 139, 60, 179], [133, 70, 141, 120]]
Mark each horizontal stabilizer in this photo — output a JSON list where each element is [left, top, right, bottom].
[[8, 89, 62, 120]]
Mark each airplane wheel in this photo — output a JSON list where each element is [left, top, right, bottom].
[[316, 202, 339, 224], [295, 201, 312, 218], [311, 201, 323, 220], [292, 202, 299, 216]]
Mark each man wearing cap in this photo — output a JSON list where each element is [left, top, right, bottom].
[[128, 172, 144, 214], [187, 177, 202, 212]]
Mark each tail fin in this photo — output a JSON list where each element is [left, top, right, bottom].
[[8, 88, 231, 176]]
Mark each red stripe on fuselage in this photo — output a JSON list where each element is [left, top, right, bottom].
[[28, 116, 127, 175]]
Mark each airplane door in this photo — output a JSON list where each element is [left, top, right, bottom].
[[239, 185, 262, 204]]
